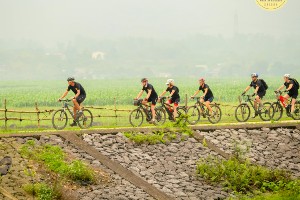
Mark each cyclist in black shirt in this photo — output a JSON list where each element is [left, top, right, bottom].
[[159, 79, 180, 120], [58, 77, 86, 126], [135, 78, 158, 123], [242, 73, 266, 118], [191, 78, 214, 116], [276, 74, 298, 114]]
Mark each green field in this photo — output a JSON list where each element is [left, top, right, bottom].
[[0, 77, 296, 130]]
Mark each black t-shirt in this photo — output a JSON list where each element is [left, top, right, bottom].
[[166, 86, 180, 100], [142, 83, 158, 99], [199, 84, 213, 98], [284, 80, 297, 93], [67, 82, 86, 96], [250, 79, 265, 93]]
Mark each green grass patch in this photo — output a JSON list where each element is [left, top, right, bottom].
[[20, 140, 95, 184], [124, 131, 166, 144], [22, 182, 60, 200]]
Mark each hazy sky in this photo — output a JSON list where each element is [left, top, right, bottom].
[[1, 0, 300, 46]]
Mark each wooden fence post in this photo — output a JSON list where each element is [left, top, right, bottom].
[[114, 97, 117, 125], [4, 99, 7, 130], [35, 102, 40, 128], [185, 94, 188, 108]]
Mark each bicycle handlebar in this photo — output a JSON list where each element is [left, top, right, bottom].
[[59, 99, 72, 102]]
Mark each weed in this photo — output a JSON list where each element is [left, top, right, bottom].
[[22, 183, 60, 200], [20, 140, 96, 183]]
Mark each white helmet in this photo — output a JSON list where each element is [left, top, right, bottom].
[[251, 73, 258, 77], [166, 79, 174, 85], [284, 74, 290, 78]]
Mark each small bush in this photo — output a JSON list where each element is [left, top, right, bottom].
[[196, 156, 295, 194], [20, 140, 95, 183], [23, 183, 59, 200], [124, 132, 165, 144]]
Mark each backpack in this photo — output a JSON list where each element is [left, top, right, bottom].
[[290, 78, 299, 90], [260, 79, 268, 90]]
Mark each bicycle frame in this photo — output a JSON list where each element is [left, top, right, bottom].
[[135, 99, 152, 121], [191, 97, 210, 117], [60, 100, 76, 120], [158, 97, 175, 119], [241, 95, 257, 111]]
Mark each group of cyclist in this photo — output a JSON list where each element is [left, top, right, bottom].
[[58, 73, 298, 126]]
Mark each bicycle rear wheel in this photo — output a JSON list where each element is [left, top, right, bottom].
[[291, 101, 300, 120], [208, 105, 222, 124], [235, 103, 250, 122], [52, 109, 68, 130], [186, 106, 200, 125], [129, 108, 144, 127], [259, 102, 272, 121], [155, 107, 166, 126], [270, 102, 283, 121], [77, 109, 93, 129]]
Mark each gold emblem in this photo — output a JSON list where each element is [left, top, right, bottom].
[[256, 0, 287, 11]]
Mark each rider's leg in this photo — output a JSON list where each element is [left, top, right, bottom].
[[151, 104, 156, 120], [283, 94, 290, 107], [72, 98, 80, 119], [291, 98, 296, 113], [200, 98, 205, 114], [205, 101, 213, 115], [173, 103, 178, 119]]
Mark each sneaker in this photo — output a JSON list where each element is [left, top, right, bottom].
[[252, 113, 258, 118], [70, 121, 77, 127], [76, 110, 83, 120]]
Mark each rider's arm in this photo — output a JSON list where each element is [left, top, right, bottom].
[[276, 85, 285, 91], [59, 90, 69, 100], [136, 90, 143, 99], [202, 88, 208, 97], [191, 90, 200, 98], [159, 90, 167, 98], [286, 83, 293, 91], [74, 90, 80, 99], [145, 89, 152, 100], [169, 90, 176, 98], [244, 86, 251, 93], [254, 86, 259, 94]]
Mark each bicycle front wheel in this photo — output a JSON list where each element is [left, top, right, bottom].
[[176, 107, 187, 123], [270, 102, 283, 121], [155, 107, 166, 126], [77, 109, 93, 129], [52, 109, 68, 130], [129, 108, 144, 127], [291, 101, 300, 120], [208, 105, 222, 124], [186, 106, 200, 125], [259, 102, 273, 121], [235, 103, 250, 122]]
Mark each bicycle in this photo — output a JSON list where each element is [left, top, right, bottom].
[[52, 99, 93, 130], [157, 97, 187, 122], [129, 99, 166, 127], [270, 91, 300, 121], [235, 94, 273, 122], [186, 97, 222, 124]]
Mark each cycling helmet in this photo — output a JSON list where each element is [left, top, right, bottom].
[[166, 79, 174, 85], [283, 74, 290, 78], [67, 77, 75, 81], [199, 77, 205, 82], [141, 78, 148, 82], [251, 73, 258, 77]]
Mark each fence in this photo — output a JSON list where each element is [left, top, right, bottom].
[[0, 98, 133, 130], [0, 96, 240, 130]]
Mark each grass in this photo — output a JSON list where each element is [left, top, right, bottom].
[[20, 140, 96, 184], [22, 183, 60, 200], [0, 77, 297, 131], [196, 143, 300, 199]]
